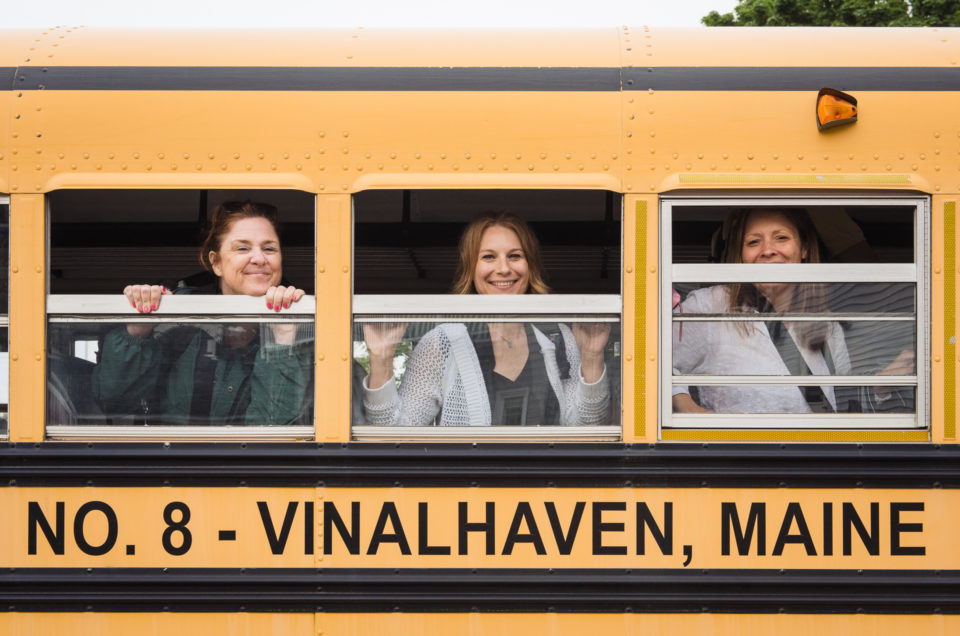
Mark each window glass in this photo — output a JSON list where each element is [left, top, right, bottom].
[[353, 319, 620, 428], [663, 201, 924, 430], [352, 190, 622, 436], [48, 320, 313, 427], [46, 190, 315, 433]]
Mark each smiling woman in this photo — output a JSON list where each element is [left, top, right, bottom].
[[44, 197, 317, 428], [360, 211, 611, 427]]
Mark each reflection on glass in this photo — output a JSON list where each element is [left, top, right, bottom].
[[47, 322, 314, 426], [672, 320, 916, 377], [672, 282, 915, 315], [671, 280, 916, 415], [675, 385, 915, 415], [353, 321, 621, 427]]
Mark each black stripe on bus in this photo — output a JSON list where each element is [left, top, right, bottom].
[[12, 66, 620, 91], [622, 66, 960, 91], [3, 568, 959, 613], [3, 443, 959, 488], [10, 65, 960, 91]]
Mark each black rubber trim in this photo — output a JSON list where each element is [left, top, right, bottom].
[[2, 568, 958, 613], [12, 66, 620, 92], [10, 65, 960, 92], [2, 443, 959, 488], [622, 66, 960, 91]]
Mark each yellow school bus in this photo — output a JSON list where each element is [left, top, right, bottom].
[[1, 24, 959, 635]]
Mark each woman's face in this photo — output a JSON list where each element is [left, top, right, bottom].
[[210, 216, 283, 296], [473, 225, 530, 295], [740, 211, 807, 264]]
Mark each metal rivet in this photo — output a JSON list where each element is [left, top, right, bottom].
[[157, 153, 165, 159]]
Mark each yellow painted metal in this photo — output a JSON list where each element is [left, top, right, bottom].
[[318, 613, 960, 636], [624, 196, 659, 443], [662, 429, 929, 442], [6, 27, 621, 68], [5, 485, 952, 570], [0, 613, 314, 635], [628, 26, 958, 67], [3, 612, 958, 636], [8, 195, 45, 442], [315, 195, 351, 442], [622, 90, 955, 196], [678, 174, 915, 186], [944, 201, 956, 441], [9, 90, 622, 194], [632, 199, 646, 439]]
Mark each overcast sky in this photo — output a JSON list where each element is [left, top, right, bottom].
[[5, 0, 739, 28]]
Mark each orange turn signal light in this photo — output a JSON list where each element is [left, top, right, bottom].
[[817, 88, 857, 131]]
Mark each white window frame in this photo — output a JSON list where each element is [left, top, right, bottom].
[[45, 295, 316, 440], [0, 196, 8, 440], [659, 195, 929, 432], [351, 195, 624, 442], [44, 189, 317, 441], [352, 294, 622, 441]]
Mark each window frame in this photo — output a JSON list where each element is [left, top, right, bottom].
[[0, 195, 7, 440], [350, 191, 625, 441], [659, 194, 929, 434], [44, 191, 317, 441]]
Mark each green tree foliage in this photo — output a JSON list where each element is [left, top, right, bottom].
[[702, 0, 960, 26]]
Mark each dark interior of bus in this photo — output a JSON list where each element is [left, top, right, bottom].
[[48, 189, 623, 295], [45, 188, 622, 425]]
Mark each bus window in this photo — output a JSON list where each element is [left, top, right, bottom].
[[45, 190, 315, 438], [0, 197, 7, 438], [662, 198, 926, 432], [352, 190, 622, 439]]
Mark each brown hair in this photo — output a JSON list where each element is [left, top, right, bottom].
[[723, 208, 826, 348], [199, 200, 281, 272], [451, 211, 550, 295]]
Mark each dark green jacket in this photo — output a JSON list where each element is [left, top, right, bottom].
[[92, 286, 312, 426]]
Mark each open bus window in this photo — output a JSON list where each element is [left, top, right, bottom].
[[0, 198, 7, 438], [662, 198, 926, 431], [45, 190, 315, 437], [352, 190, 622, 439]]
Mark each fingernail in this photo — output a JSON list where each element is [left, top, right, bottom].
[[267, 303, 273, 309], [275, 305, 280, 312], [152, 304, 157, 311], [283, 302, 289, 308]]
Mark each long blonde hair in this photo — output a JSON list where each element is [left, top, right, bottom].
[[723, 209, 827, 348], [451, 211, 550, 295]]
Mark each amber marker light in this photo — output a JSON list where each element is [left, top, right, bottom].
[[817, 87, 858, 131]]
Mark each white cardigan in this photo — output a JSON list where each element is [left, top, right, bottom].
[[363, 323, 610, 426]]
